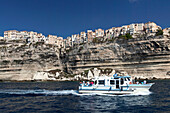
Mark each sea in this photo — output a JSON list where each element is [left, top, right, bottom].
[[0, 80, 169, 113]]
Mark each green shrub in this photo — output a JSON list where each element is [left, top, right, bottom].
[[156, 29, 163, 36], [118, 33, 133, 39], [125, 33, 133, 39]]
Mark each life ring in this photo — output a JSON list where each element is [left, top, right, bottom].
[[129, 82, 132, 84]]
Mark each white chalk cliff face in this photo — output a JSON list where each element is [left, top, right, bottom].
[[0, 35, 170, 81]]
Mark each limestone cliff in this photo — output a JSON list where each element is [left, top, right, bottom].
[[64, 35, 170, 79], [0, 42, 63, 80], [0, 35, 170, 81]]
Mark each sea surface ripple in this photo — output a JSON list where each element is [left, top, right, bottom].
[[0, 80, 169, 113]]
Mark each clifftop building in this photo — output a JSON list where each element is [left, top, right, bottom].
[[145, 22, 162, 33], [80, 31, 87, 43], [2, 21, 166, 49], [95, 28, 104, 38], [163, 28, 170, 36], [4, 30, 18, 40], [4, 30, 45, 42], [87, 30, 94, 42], [46, 35, 64, 48], [0, 36, 4, 40]]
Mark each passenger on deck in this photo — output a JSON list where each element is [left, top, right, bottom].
[[136, 81, 139, 84], [83, 81, 85, 86], [80, 82, 82, 86], [91, 81, 94, 85], [85, 82, 88, 86], [90, 81, 94, 86], [144, 80, 147, 84], [87, 81, 90, 86]]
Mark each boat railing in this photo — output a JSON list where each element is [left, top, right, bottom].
[[132, 80, 147, 85], [79, 82, 94, 87]]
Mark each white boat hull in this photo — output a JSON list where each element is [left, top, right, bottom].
[[79, 90, 134, 95], [78, 83, 154, 95]]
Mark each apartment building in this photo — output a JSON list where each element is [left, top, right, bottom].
[[80, 32, 87, 43], [27, 31, 38, 42], [47, 35, 63, 48], [95, 28, 104, 38], [0, 36, 4, 40], [4, 30, 18, 40], [163, 28, 170, 36], [4, 30, 30, 40], [105, 28, 114, 39], [71, 34, 78, 45], [56, 37, 64, 48], [113, 27, 122, 37], [4, 30, 46, 43], [65, 36, 72, 47], [129, 24, 137, 34], [145, 22, 162, 33], [129, 23, 145, 38], [3, 21, 164, 48], [131, 23, 144, 33], [106, 22, 160, 38], [87, 30, 94, 42], [47, 35, 57, 45], [137, 23, 145, 32], [121, 25, 130, 35], [63, 39, 67, 48], [75, 34, 81, 44]]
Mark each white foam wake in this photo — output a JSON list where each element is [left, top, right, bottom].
[[0, 89, 107, 96], [0, 89, 78, 95], [0, 89, 152, 96], [129, 90, 152, 96]]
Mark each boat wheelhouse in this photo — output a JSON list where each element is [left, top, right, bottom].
[[79, 75, 154, 95]]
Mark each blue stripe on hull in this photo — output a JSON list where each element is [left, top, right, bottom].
[[79, 89, 130, 91]]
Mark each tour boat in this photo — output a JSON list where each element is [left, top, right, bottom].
[[78, 75, 154, 95]]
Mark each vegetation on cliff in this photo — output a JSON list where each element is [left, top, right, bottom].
[[156, 29, 163, 36]]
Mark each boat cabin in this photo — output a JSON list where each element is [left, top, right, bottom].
[[91, 76, 132, 88], [79, 75, 153, 94]]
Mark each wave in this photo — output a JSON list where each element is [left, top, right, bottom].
[[0, 89, 79, 96], [0, 89, 152, 96], [130, 90, 152, 96]]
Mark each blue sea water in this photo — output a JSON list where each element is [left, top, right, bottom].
[[0, 80, 169, 113]]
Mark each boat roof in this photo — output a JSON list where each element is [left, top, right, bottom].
[[114, 76, 131, 78], [93, 75, 131, 80]]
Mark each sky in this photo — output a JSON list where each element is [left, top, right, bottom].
[[0, 0, 169, 38]]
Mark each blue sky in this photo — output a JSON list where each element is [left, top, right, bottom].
[[0, 0, 169, 38]]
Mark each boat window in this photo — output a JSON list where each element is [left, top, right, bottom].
[[127, 77, 130, 81], [114, 78, 119, 79], [110, 80, 115, 85], [125, 78, 127, 81], [121, 78, 124, 85], [98, 80, 105, 85], [94, 80, 97, 85]]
